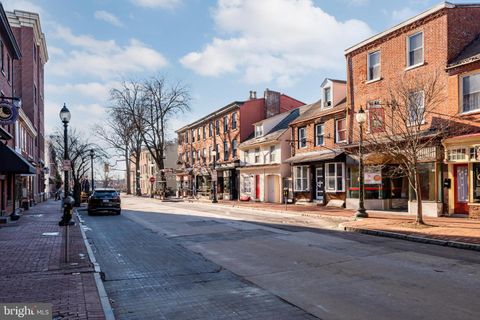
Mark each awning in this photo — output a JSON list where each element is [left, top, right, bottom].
[[285, 149, 343, 164], [0, 142, 36, 174]]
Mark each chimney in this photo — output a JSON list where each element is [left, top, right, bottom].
[[249, 90, 257, 100], [264, 88, 281, 118]]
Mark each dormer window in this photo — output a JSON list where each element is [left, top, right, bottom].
[[324, 87, 332, 108], [255, 125, 263, 137]]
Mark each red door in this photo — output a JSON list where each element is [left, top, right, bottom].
[[255, 175, 260, 199], [454, 164, 469, 214]]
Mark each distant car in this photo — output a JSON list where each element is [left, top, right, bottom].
[[88, 188, 121, 215]]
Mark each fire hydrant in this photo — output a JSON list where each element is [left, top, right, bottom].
[[59, 196, 75, 226]]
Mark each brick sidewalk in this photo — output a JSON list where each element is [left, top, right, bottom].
[[0, 200, 105, 319], [185, 198, 480, 247]]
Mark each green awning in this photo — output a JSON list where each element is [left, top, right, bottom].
[[0, 142, 36, 174]]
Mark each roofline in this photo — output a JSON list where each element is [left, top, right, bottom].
[[175, 101, 244, 133], [344, 1, 456, 55], [238, 131, 287, 149], [290, 105, 346, 126], [0, 3, 21, 59]]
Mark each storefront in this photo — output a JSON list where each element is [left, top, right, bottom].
[[443, 134, 480, 218], [345, 148, 444, 217], [238, 164, 283, 203]]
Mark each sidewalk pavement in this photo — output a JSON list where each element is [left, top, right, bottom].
[[0, 199, 105, 320], [186, 198, 480, 249]]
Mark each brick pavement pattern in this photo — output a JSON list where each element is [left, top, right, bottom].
[[0, 200, 105, 320], [81, 211, 317, 320]]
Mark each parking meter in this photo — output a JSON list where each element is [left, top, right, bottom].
[[59, 196, 75, 226]]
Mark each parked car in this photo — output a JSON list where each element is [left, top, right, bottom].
[[88, 188, 121, 215]]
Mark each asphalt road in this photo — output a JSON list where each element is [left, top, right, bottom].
[[80, 196, 480, 320]]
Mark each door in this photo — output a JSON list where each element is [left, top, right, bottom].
[[255, 175, 261, 199], [315, 167, 324, 202], [454, 165, 468, 214]]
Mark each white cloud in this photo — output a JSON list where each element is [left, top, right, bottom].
[[94, 10, 123, 27], [46, 81, 118, 102], [130, 0, 182, 8], [391, 7, 419, 24], [1, 0, 43, 13], [180, 0, 372, 86], [48, 25, 168, 80]]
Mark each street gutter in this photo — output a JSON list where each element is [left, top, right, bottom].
[[75, 209, 116, 320]]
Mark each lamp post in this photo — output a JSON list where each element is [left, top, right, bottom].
[[355, 106, 368, 218], [89, 149, 95, 193], [59, 103, 73, 226], [211, 150, 218, 203]]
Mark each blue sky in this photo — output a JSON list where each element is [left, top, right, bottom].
[[2, 0, 459, 141]]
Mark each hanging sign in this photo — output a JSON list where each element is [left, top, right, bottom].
[[364, 167, 382, 184], [0, 101, 19, 125], [62, 160, 71, 171]]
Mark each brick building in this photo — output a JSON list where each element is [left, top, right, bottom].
[[176, 89, 304, 200], [8, 10, 48, 206], [344, 2, 480, 216], [286, 79, 348, 204]]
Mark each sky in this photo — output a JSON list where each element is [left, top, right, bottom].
[[1, 0, 466, 174]]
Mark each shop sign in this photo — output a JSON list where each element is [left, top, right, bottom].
[[0, 101, 19, 125], [364, 167, 382, 184]]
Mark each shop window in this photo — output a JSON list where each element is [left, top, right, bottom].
[[473, 163, 480, 203], [462, 73, 480, 113], [447, 148, 467, 161], [325, 162, 344, 192], [242, 175, 252, 194], [294, 166, 309, 191], [411, 162, 436, 201]]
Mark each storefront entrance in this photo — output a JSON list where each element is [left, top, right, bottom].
[[255, 175, 260, 199], [454, 164, 468, 214]]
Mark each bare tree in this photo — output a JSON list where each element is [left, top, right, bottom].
[[358, 71, 453, 224], [50, 128, 105, 206]]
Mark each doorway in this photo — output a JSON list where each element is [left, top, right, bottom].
[[255, 175, 260, 199], [315, 167, 324, 203], [454, 164, 468, 214]]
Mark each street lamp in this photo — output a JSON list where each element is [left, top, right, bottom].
[[59, 103, 72, 225], [355, 106, 368, 218], [211, 150, 218, 203], [89, 149, 95, 193]]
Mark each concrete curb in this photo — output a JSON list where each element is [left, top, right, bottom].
[[75, 210, 115, 320], [342, 226, 480, 252]]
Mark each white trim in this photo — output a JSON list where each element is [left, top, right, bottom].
[[315, 123, 325, 146], [367, 50, 381, 81], [460, 71, 480, 113], [344, 2, 455, 54], [335, 118, 347, 143], [294, 165, 310, 192], [298, 127, 307, 148], [325, 162, 345, 193], [406, 31, 424, 68]]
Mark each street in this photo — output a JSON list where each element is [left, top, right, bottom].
[[80, 196, 480, 320]]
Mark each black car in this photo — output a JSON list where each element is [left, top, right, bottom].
[[88, 188, 121, 215]]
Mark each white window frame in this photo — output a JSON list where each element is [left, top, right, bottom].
[[255, 125, 263, 137], [232, 139, 238, 158], [324, 87, 332, 108], [315, 123, 324, 146], [406, 31, 424, 68], [254, 148, 260, 163], [269, 145, 276, 162], [243, 175, 252, 194], [325, 162, 345, 192], [407, 90, 425, 126], [244, 150, 249, 163], [367, 50, 381, 81], [298, 127, 307, 148], [335, 118, 347, 143], [294, 166, 310, 192], [461, 72, 480, 113]]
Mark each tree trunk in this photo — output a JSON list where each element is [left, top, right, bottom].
[[125, 148, 131, 194], [415, 170, 424, 225], [135, 156, 141, 196]]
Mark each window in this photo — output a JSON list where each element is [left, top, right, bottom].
[[298, 127, 306, 148], [197, 150, 201, 161], [192, 129, 195, 142], [244, 150, 249, 163], [335, 119, 347, 143], [269, 145, 276, 162], [223, 116, 228, 132], [408, 91, 425, 125], [242, 175, 252, 194], [197, 128, 201, 140], [315, 124, 324, 146], [324, 87, 332, 108], [325, 163, 345, 192], [7, 55, 11, 82], [232, 139, 238, 158], [185, 131, 189, 143], [462, 73, 480, 113], [208, 146, 212, 162], [447, 148, 467, 161], [232, 113, 237, 129], [209, 122, 213, 137], [202, 148, 206, 161], [254, 148, 260, 163], [367, 51, 380, 81], [255, 125, 263, 137], [407, 32, 423, 67], [294, 166, 309, 191], [223, 141, 229, 161], [367, 100, 383, 132], [216, 120, 220, 135], [203, 126, 206, 139], [191, 150, 195, 164], [215, 144, 219, 160]]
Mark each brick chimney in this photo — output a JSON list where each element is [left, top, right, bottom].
[[264, 88, 281, 118], [249, 90, 257, 100]]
